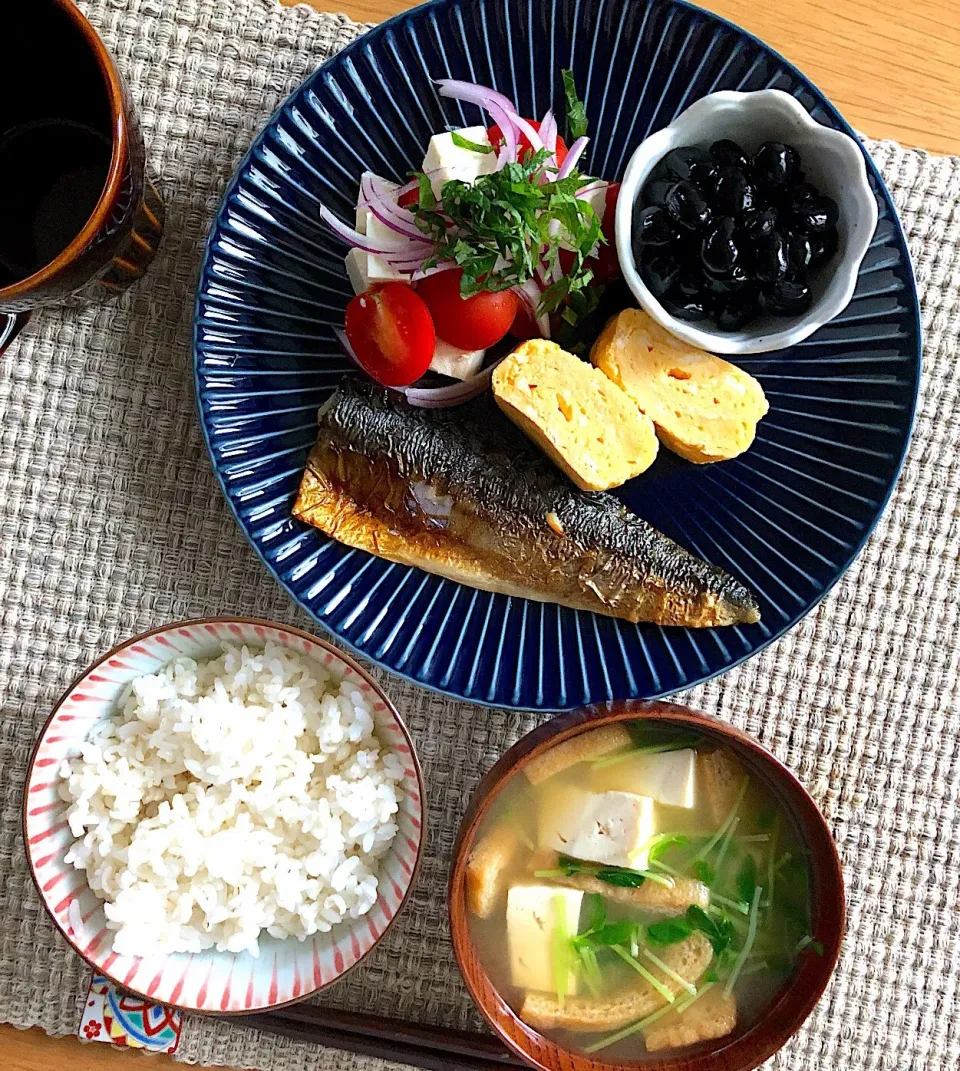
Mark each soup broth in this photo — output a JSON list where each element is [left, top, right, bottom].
[[464, 721, 817, 1060]]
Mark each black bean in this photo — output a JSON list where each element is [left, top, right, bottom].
[[786, 230, 814, 273], [754, 231, 790, 283], [715, 296, 761, 331], [751, 141, 801, 189], [641, 254, 680, 297], [664, 180, 712, 231], [763, 275, 813, 316], [808, 226, 839, 268], [710, 138, 750, 172], [662, 293, 709, 321], [642, 179, 674, 207], [701, 217, 741, 276], [654, 145, 714, 184], [633, 204, 676, 247], [796, 194, 840, 234], [741, 207, 780, 243], [709, 168, 758, 218]]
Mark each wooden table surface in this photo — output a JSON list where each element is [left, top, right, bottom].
[[5, 0, 957, 1068]]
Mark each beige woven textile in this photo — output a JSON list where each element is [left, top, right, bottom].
[[0, 1, 957, 1069]]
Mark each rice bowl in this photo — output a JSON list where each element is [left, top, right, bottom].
[[24, 619, 424, 1013], [60, 641, 405, 958]]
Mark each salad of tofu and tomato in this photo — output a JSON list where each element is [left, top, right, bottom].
[[320, 72, 621, 397]]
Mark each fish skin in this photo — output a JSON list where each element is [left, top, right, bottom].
[[292, 379, 760, 627]]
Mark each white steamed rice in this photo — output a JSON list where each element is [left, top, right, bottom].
[[58, 641, 405, 958]]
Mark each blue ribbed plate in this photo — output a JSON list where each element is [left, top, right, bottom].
[[194, 0, 920, 710]]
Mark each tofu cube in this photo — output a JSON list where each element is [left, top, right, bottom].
[[344, 248, 404, 296], [430, 339, 486, 380], [422, 126, 498, 199], [507, 884, 584, 994], [592, 749, 697, 809], [538, 786, 656, 870]]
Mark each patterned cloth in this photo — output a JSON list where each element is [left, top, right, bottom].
[[0, 1, 957, 1069]]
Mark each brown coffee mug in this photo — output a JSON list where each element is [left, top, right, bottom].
[[0, 0, 165, 353]]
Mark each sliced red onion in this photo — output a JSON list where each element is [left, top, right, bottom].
[[487, 100, 519, 167], [320, 205, 423, 255], [435, 78, 516, 115], [365, 201, 431, 242], [402, 357, 504, 408], [539, 109, 557, 153], [434, 79, 518, 167], [358, 175, 431, 243], [509, 112, 544, 153], [556, 136, 589, 180]]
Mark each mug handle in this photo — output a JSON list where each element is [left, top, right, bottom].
[[0, 312, 31, 356]]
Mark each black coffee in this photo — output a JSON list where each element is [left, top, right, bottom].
[[0, 120, 111, 287], [0, 2, 115, 290]]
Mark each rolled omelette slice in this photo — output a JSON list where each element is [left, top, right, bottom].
[[492, 338, 659, 491], [591, 308, 769, 464]]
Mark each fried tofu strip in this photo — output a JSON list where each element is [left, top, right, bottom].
[[519, 931, 712, 1033], [698, 748, 747, 825], [466, 826, 525, 919], [531, 848, 709, 913], [643, 986, 737, 1051], [524, 725, 632, 786], [563, 872, 710, 914]]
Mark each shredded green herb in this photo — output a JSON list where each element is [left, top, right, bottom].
[[410, 150, 601, 312], [561, 68, 589, 140], [450, 131, 493, 154]]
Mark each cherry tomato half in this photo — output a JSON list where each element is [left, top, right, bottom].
[[416, 268, 518, 350], [344, 283, 435, 387], [397, 187, 419, 209], [487, 120, 569, 166]]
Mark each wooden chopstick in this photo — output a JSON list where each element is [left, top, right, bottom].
[[241, 1005, 529, 1071]]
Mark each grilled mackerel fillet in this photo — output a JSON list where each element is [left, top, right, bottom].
[[292, 380, 759, 627]]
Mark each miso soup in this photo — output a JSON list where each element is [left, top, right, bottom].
[[464, 721, 819, 1059]]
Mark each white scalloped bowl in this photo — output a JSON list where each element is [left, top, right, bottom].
[[23, 618, 425, 1014], [616, 89, 879, 354]]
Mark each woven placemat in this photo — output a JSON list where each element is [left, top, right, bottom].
[[0, 1, 957, 1068]]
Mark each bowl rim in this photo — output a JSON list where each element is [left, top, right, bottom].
[[23, 615, 427, 1016], [615, 88, 880, 355], [449, 700, 846, 1071]]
